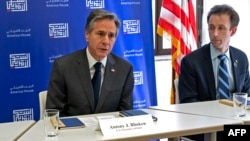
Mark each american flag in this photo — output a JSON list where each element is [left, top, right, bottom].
[[157, 0, 198, 104]]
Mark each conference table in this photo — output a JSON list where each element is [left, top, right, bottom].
[[0, 120, 35, 141], [149, 100, 250, 124], [17, 109, 243, 141]]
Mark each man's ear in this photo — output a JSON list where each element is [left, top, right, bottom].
[[85, 31, 89, 41], [230, 26, 237, 36]]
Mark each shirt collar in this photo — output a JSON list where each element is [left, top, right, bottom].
[[86, 47, 107, 68], [210, 44, 230, 60]]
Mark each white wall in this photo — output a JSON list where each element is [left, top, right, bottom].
[[202, 0, 250, 55]]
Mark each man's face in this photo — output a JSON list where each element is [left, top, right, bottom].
[[208, 14, 237, 53], [85, 19, 117, 61]]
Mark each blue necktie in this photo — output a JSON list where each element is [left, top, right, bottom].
[[92, 62, 102, 107], [218, 54, 229, 99]]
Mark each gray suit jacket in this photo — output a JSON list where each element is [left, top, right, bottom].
[[179, 43, 250, 103], [46, 48, 134, 116]]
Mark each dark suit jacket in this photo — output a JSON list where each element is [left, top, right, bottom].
[[179, 43, 250, 103], [46, 48, 134, 116]]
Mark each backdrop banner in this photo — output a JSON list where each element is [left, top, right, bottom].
[[0, 0, 157, 122]]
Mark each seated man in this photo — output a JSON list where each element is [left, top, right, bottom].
[[46, 9, 134, 117], [179, 4, 250, 141]]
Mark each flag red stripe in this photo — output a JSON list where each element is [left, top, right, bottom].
[[158, 17, 192, 55], [158, 17, 180, 40], [158, 0, 197, 104], [188, 0, 197, 40], [158, 0, 197, 71], [163, 0, 192, 35], [163, 0, 181, 18]]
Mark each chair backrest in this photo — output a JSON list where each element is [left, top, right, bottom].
[[39, 90, 47, 119]]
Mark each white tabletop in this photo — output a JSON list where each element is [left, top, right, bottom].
[[17, 109, 242, 141], [0, 120, 35, 141], [150, 100, 250, 124]]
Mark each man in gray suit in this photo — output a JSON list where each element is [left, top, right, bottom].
[[46, 9, 134, 117]]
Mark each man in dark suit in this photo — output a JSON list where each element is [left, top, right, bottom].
[[46, 9, 134, 117], [179, 4, 250, 141], [179, 43, 250, 103]]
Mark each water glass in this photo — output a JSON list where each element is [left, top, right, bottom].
[[44, 109, 59, 137], [233, 92, 247, 117]]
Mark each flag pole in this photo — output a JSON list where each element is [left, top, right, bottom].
[[170, 67, 176, 104]]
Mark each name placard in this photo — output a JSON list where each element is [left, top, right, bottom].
[[98, 114, 154, 136]]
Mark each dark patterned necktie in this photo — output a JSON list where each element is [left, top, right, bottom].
[[92, 62, 102, 107], [218, 54, 229, 99]]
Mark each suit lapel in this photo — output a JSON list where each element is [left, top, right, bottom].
[[75, 49, 95, 112], [95, 54, 116, 112], [230, 48, 240, 91], [203, 45, 217, 99]]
